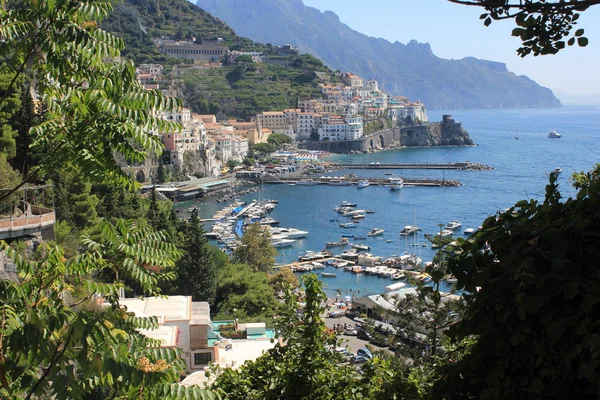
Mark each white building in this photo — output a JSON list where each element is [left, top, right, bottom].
[[318, 115, 363, 141], [231, 136, 249, 160], [405, 103, 428, 123], [214, 135, 233, 162]]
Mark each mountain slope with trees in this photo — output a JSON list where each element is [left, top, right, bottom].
[[195, 0, 562, 109]]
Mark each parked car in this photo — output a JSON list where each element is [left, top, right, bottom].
[[357, 330, 373, 341], [328, 310, 345, 318], [356, 348, 373, 360], [350, 355, 369, 365], [344, 328, 358, 336], [335, 347, 353, 360], [369, 335, 390, 348]]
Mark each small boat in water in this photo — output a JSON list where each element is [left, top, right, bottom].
[[272, 238, 295, 248], [367, 227, 385, 236], [553, 167, 563, 175], [386, 239, 393, 243], [326, 238, 350, 247], [340, 222, 357, 228], [321, 272, 337, 277], [352, 243, 370, 251], [357, 180, 370, 189], [354, 235, 366, 240], [341, 200, 357, 207], [548, 130, 561, 138], [366, 210, 375, 214], [388, 177, 404, 191], [400, 225, 420, 236], [330, 178, 351, 186], [384, 172, 393, 176], [445, 220, 462, 230], [463, 228, 475, 235], [514, 135, 519, 140]]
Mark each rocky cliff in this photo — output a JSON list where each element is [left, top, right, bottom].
[[399, 119, 474, 147]]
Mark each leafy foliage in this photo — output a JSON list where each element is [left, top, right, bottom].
[[448, 0, 598, 56], [233, 222, 276, 272], [267, 133, 292, 148], [0, 220, 217, 399], [0, 0, 182, 201], [435, 169, 600, 399]]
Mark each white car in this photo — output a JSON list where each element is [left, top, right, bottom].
[[344, 328, 358, 336]]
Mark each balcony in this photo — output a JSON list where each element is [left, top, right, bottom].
[[0, 205, 56, 240]]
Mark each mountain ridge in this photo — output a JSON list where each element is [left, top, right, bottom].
[[194, 0, 561, 109]]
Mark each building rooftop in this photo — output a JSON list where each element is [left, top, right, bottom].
[[119, 295, 192, 322]]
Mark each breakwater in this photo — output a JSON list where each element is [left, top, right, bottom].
[[244, 176, 462, 187], [331, 162, 493, 170]]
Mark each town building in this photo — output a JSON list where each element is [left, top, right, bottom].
[[342, 72, 364, 88], [154, 39, 228, 62], [318, 115, 363, 141]]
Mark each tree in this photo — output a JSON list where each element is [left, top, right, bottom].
[[0, 0, 182, 202], [176, 209, 221, 304], [233, 222, 276, 273], [226, 159, 241, 171], [157, 159, 168, 184], [0, 154, 21, 214], [448, 0, 599, 56], [0, 72, 21, 160], [267, 133, 292, 149], [212, 263, 279, 321], [252, 142, 276, 156], [0, 221, 217, 399], [235, 54, 253, 64], [310, 130, 320, 141], [435, 169, 600, 399]]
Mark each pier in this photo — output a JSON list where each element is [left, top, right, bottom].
[[274, 257, 356, 269], [330, 161, 492, 170], [244, 176, 462, 187]]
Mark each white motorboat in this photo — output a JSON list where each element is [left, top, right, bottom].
[[553, 167, 563, 175], [400, 225, 420, 236], [445, 220, 462, 230], [548, 130, 561, 138], [272, 238, 295, 248], [357, 180, 370, 189], [296, 179, 320, 186], [463, 228, 475, 235], [367, 227, 385, 236], [341, 200, 357, 207], [270, 227, 309, 239], [340, 222, 357, 228], [435, 229, 454, 238], [352, 243, 370, 251], [321, 272, 337, 277], [389, 177, 404, 190]]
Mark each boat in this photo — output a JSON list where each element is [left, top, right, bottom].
[[296, 179, 320, 186], [445, 220, 462, 230], [386, 239, 393, 243], [272, 238, 295, 248], [352, 214, 365, 219], [341, 200, 357, 207], [435, 229, 454, 238], [366, 210, 375, 214], [514, 135, 519, 140], [341, 233, 355, 238], [357, 180, 370, 189], [258, 217, 280, 227], [325, 238, 350, 247], [329, 219, 339, 222], [367, 228, 385, 236], [384, 172, 392, 176], [553, 167, 563, 175], [270, 227, 309, 238], [400, 225, 420, 236], [388, 177, 404, 191], [548, 130, 561, 138], [340, 222, 357, 228], [329, 178, 351, 186], [352, 243, 370, 251], [391, 272, 404, 280], [463, 228, 475, 235], [353, 235, 366, 240], [311, 261, 325, 269], [321, 272, 337, 277], [351, 266, 364, 274]]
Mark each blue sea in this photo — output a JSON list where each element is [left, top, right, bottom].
[[198, 106, 600, 297]]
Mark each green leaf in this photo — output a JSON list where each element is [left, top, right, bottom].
[[577, 37, 589, 47], [575, 28, 584, 37]]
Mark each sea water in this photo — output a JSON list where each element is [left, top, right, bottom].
[[200, 106, 600, 297]]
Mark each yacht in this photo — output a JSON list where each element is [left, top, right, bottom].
[[367, 227, 385, 236], [463, 228, 475, 235], [445, 220, 462, 230], [272, 238, 295, 248], [341, 200, 357, 207], [400, 226, 420, 236], [357, 180, 370, 189], [435, 229, 454, 238], [548, 130, 561, 138], [553, 167, 563, 175], [340, 222, 357, 228], [270, 227, 309, 239], [296, 179, 320, 186], [388, 177, 404, 190]]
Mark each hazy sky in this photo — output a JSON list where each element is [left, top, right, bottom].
[[301, 0, 600, 97]]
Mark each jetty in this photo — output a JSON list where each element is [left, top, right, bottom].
[[273, 257, 355, 270], [331, 161, 492, 170], [245, 176, 462, 187]]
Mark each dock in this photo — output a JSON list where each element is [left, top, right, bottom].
[[330, 162, 492, 170], [247, 176, 462, 187], [273, 257, 356, 269]]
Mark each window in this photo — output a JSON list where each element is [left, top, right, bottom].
[[194, 352, 212, 365]]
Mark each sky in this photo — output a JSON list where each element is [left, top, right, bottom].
[[301, 0, 600, 100]]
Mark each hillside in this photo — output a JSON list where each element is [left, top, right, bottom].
[[102, 0, 339, 118], [195, 0, 562, 110]]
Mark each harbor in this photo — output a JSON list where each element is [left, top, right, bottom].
[[238, 175, 462, 187]]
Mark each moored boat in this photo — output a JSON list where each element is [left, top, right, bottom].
[[388, 177, 404, 190], [400, 225, 420, 236], [548, 130, 561, 138], [326, 238, 350, 247], [367, 227, 385, 236], [321, 272, 337, 277], [445, 220, 462, 230], [366, 210, 375, 214], [357, 180, 370, 189], [341, 200, 357, 207], [296, 179, 320, 186], [352, 243, 370, 251], [463, 228, 475, 235], [340, 222, 357, 228]]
